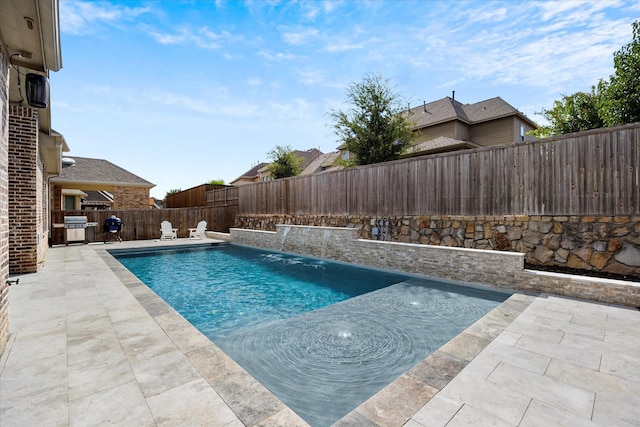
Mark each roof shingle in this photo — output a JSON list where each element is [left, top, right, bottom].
[[53, 156, 154, 187]]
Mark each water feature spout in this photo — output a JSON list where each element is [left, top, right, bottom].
[[321, 229, 332, 259], [280, 226, 291, 251]]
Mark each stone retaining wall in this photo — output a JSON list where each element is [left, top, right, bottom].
[[234, 214, 640, 280], [230, 225, 640, 307]]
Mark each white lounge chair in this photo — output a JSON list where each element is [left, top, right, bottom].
[[160, 220, 178, 240], [189, 220, 207, 239]]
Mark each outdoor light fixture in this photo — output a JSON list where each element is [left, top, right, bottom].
[[25, 73, 49, 108]]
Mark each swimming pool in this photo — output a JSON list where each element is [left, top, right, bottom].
[[113, 244, 509, 426]]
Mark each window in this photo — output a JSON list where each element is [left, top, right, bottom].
[[64, 195, 76, 210], [520, 125, 525, 142]]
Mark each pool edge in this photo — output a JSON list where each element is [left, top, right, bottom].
[[97, 247, 535, 427]]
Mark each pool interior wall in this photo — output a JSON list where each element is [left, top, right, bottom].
[[230, 225, 640, 307], [110, 244, 510, 426]]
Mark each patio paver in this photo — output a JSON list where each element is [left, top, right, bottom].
[[1, 239, 639, 426]]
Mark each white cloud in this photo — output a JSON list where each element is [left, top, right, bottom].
[[324, 41, 364, 53], [258, 50, 299, 60], [60, 0, 150, 34], [148, 29, 191, 45], [280, 26, 319, 45], [148, 26, 244, 50]]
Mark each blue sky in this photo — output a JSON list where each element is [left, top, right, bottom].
[[52, 0, 638, 199]]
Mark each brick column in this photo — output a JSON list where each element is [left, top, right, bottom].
[[8, 105, 38, 273]]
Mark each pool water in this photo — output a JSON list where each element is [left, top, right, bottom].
[[113, 244, 509, 426], [114, 244, 410, 339]]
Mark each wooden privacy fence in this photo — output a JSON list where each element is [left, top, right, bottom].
[[208, 186, 240, 207], [165, 184, 229, 208], [50, 206, 237, 245], [234, 123, 640, 217]]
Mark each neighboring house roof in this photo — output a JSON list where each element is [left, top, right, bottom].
[[231, 149, 325, 184], [82, 190, 114, 207], [230, 162, 269, 185], [301, 151, 341, 175], [408, 96, 537, 129], [51, 156, 155, 187], [295, 148, 323, 169], [150, 197, 164, 209], [406, 136, 479, 157]]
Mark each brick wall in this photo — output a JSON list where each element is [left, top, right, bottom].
[[0, 46, 10, 351], [234, 214, 640, 280], [111, 186, 149, 209], [51, 185, 149, 210], [8, 105, 38, 273]]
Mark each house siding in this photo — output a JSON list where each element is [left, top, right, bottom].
[[414, 121, 457, 142], [8, 105, 39, 273], [454, 120, 471, 140], [470, 117, 517, 146], [0, 45, 9, 350]]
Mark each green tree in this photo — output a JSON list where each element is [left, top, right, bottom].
[[598, 20, 640, 126], [266, 145, 304, 179], [164, 188, 181, 201], [329, 74, 415, 166], [532, 20, 640, 137], [208, 179, 225, 185], [530, 89, 603, 138]]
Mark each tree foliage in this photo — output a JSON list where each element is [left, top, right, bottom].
[[529, 89, 603, 138], [208, 179, 225, 185], [598, 20, 640, 126], [266, 145, 304, 179], [533, 20, 640, 137], [329, 74, 415, 166], [164, 188, 181, 200]]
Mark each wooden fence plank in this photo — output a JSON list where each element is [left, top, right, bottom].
[[225, 124, 639, 217], [50, 206, 236, 246]]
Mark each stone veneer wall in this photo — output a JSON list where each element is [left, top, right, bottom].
[[0, 45, 9, 351], [8, 105, 39, 273], [230, 225, 640, 307], [234, 214, 640, 280]]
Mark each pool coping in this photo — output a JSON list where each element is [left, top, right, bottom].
[[98, 244, 537, 426]]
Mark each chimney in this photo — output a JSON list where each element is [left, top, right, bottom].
[[452, 90, 455, 100], [423, 101, 426, 113]]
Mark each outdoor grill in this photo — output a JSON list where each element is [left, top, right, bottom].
[[63, 215, 88, 244]]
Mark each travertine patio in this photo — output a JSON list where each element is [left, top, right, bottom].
[[1, 239, 639, 426]]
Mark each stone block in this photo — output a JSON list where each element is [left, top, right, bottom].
[[521, 229, 541, 244], [567, 254, 592, 269], [532, 245, 554, 264], [613, 216, 630, 223], [555, 248, 569, 263], [614, 244, 640, 267], [573, 246, 592, 262], [610, 225, 631, 237], [590, 252, 613, 269], [607, 239, 623, 252], [542, 233, 561, 250]]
